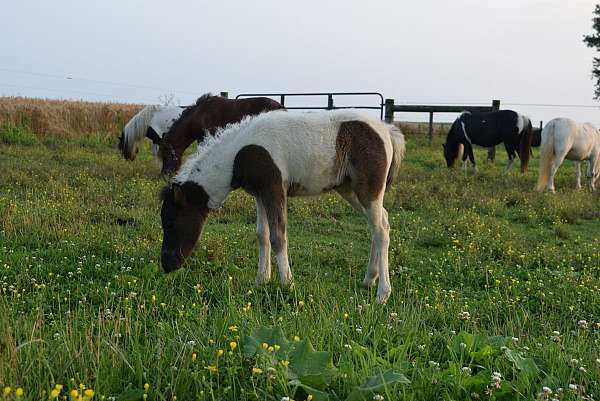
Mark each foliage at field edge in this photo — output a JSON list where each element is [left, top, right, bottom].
[[1, 123, 599, 400]]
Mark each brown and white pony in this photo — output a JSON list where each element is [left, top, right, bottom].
[[159, 93, 284, 175], [159, 110, 405, 304]]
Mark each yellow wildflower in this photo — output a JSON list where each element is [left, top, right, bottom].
[[144, 383, 149, 391], [192, 352, 197, 361], [274, 344, 281, 351], [229, 341, 237, 351], [83, 389, 94, 399], [298, 300, 305, 307], [3, 387, 11, 396], [267, 346, 275, 353], [50, 388, 61, 399], [217, 349, 224, 357], [206, 365, 218, 372], [228, 325, 238, 332], [252, 367, 263, 375], [261, 342, 269, 349], [281, 359, 290, 367], [293, 336, 300, 342], [70, 389, 79, 399], [15, 388, 24, 397]]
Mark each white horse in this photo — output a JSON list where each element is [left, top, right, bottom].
[[536, 118, 600, 192], [118, 105, 185, 161], [159, 109, 405, 304]]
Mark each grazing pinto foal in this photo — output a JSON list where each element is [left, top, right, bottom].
[[159, 94, 284, 175], [535, 118, 600, 192], [443, 110, 533, 173], [118, 105, 185, 161], [159, 110, 405, 303]]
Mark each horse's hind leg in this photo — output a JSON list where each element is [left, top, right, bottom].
[[547, 151, 568, 192], [575, 161, 582, 189], [587, 154, 598, 191], [261, 188, 292, 287], [363, 196, 391, 304], [255, 198, 272, 285], [335, 186, 379, 288]]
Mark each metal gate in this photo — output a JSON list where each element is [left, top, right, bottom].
[[235, 92, 385, 120]]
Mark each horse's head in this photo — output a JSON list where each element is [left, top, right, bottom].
[[159, 142, 180, 176], [443, 120, 462, 168], [118, 129, 138, 160], [160, 182, 210, 272]]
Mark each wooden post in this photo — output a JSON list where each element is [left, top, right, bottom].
[[384, 98, 394, 123], [428, 111, 434, 145], [487, 99, 501, 162], [327, 94, 334, 110], [539, 120, 543, 129], [220, 91, 229, 99], [280, 95, 285, 107]]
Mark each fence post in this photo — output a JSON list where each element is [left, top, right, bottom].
[[428, 112, 434, 145], [487, 99, 501, 162], [220, 91, 229, 99], [327, 94, 334, 110], [384, 99, 394, 123], [539, 120, 543, 129]]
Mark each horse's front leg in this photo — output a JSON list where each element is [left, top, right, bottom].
[[263, 187, 292, 287], [255, 198, 272, 285], [467, 144, 477, 173], [575, 161, 582, 189]]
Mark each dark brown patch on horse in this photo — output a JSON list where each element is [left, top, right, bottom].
[[231, 145, 287, 251], [159, 94, 284, 175], [160, 182, 210, 272], [335, 121, 388, 206]]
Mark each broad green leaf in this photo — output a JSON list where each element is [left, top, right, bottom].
[[504, 348, 540, 378], [242, 326, 291, 359], [470, 344, 501, 363], [289, 379, 330, 401], [462, 371, 489, 393], [346, 369, 410, 401], [288, 338, 337, 389]]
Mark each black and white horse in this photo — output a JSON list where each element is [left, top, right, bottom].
[[118, 105, 185, 161], [443, 110, 533, 173]]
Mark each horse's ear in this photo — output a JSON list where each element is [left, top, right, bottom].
[[173, 183, 184, 203]]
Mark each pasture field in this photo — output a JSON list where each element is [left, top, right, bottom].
[[1, 123, 600, 401]]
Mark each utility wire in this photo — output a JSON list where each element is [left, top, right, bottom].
[[0, 82, 152, 104], [0, 67, 197, 96]]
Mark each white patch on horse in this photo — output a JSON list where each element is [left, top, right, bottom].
[[460, 122, 472, 145]]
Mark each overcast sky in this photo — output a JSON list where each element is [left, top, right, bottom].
[[2, 0, 600, 124]]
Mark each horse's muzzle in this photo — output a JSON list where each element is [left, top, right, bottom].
[[161, 249, 182, 273]]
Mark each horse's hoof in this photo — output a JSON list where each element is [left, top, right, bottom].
[[362, 277, 377, 289], [255, 275, 271, 286], [376, 288, 391, 304]]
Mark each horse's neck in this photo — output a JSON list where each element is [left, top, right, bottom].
[[187, 129, 244, 208]]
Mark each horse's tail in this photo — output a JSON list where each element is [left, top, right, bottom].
[[535, 122, 555, 191], [386, 125, 406, 187], [519, 116, 533, 174]]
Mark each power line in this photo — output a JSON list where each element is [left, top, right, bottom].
[[0, 82, 152, 103], [0, 67, 198, 96]]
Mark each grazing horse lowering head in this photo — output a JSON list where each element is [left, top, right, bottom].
[[159, 183, 210, 272]]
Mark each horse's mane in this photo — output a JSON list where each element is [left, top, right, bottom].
[[174, 110, 288, 183], [122, 105, 164, 153], [164, 93, 215, 138]]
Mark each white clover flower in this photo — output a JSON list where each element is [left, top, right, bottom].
[[542, 386, 552, 394], [281, 397, 291, 401], [343, 344, 353, 351], [577, 320, 588, 329], [373, 395, 384, 401], [569, 358, 579, 367], [450, 330, 456, 335], [428, 361, 440, 368], [459, 311, 471, 321], [568, 384, 578, 391], [461, 366, 472, 375], [511, 337, 519, 343], [578, 366, 587, 373], [459, 342, 467, 349]]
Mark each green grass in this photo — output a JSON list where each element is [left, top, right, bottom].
[[0, 125, 599, 401]]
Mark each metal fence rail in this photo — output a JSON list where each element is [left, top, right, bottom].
[[235, 92, 385, 120]]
